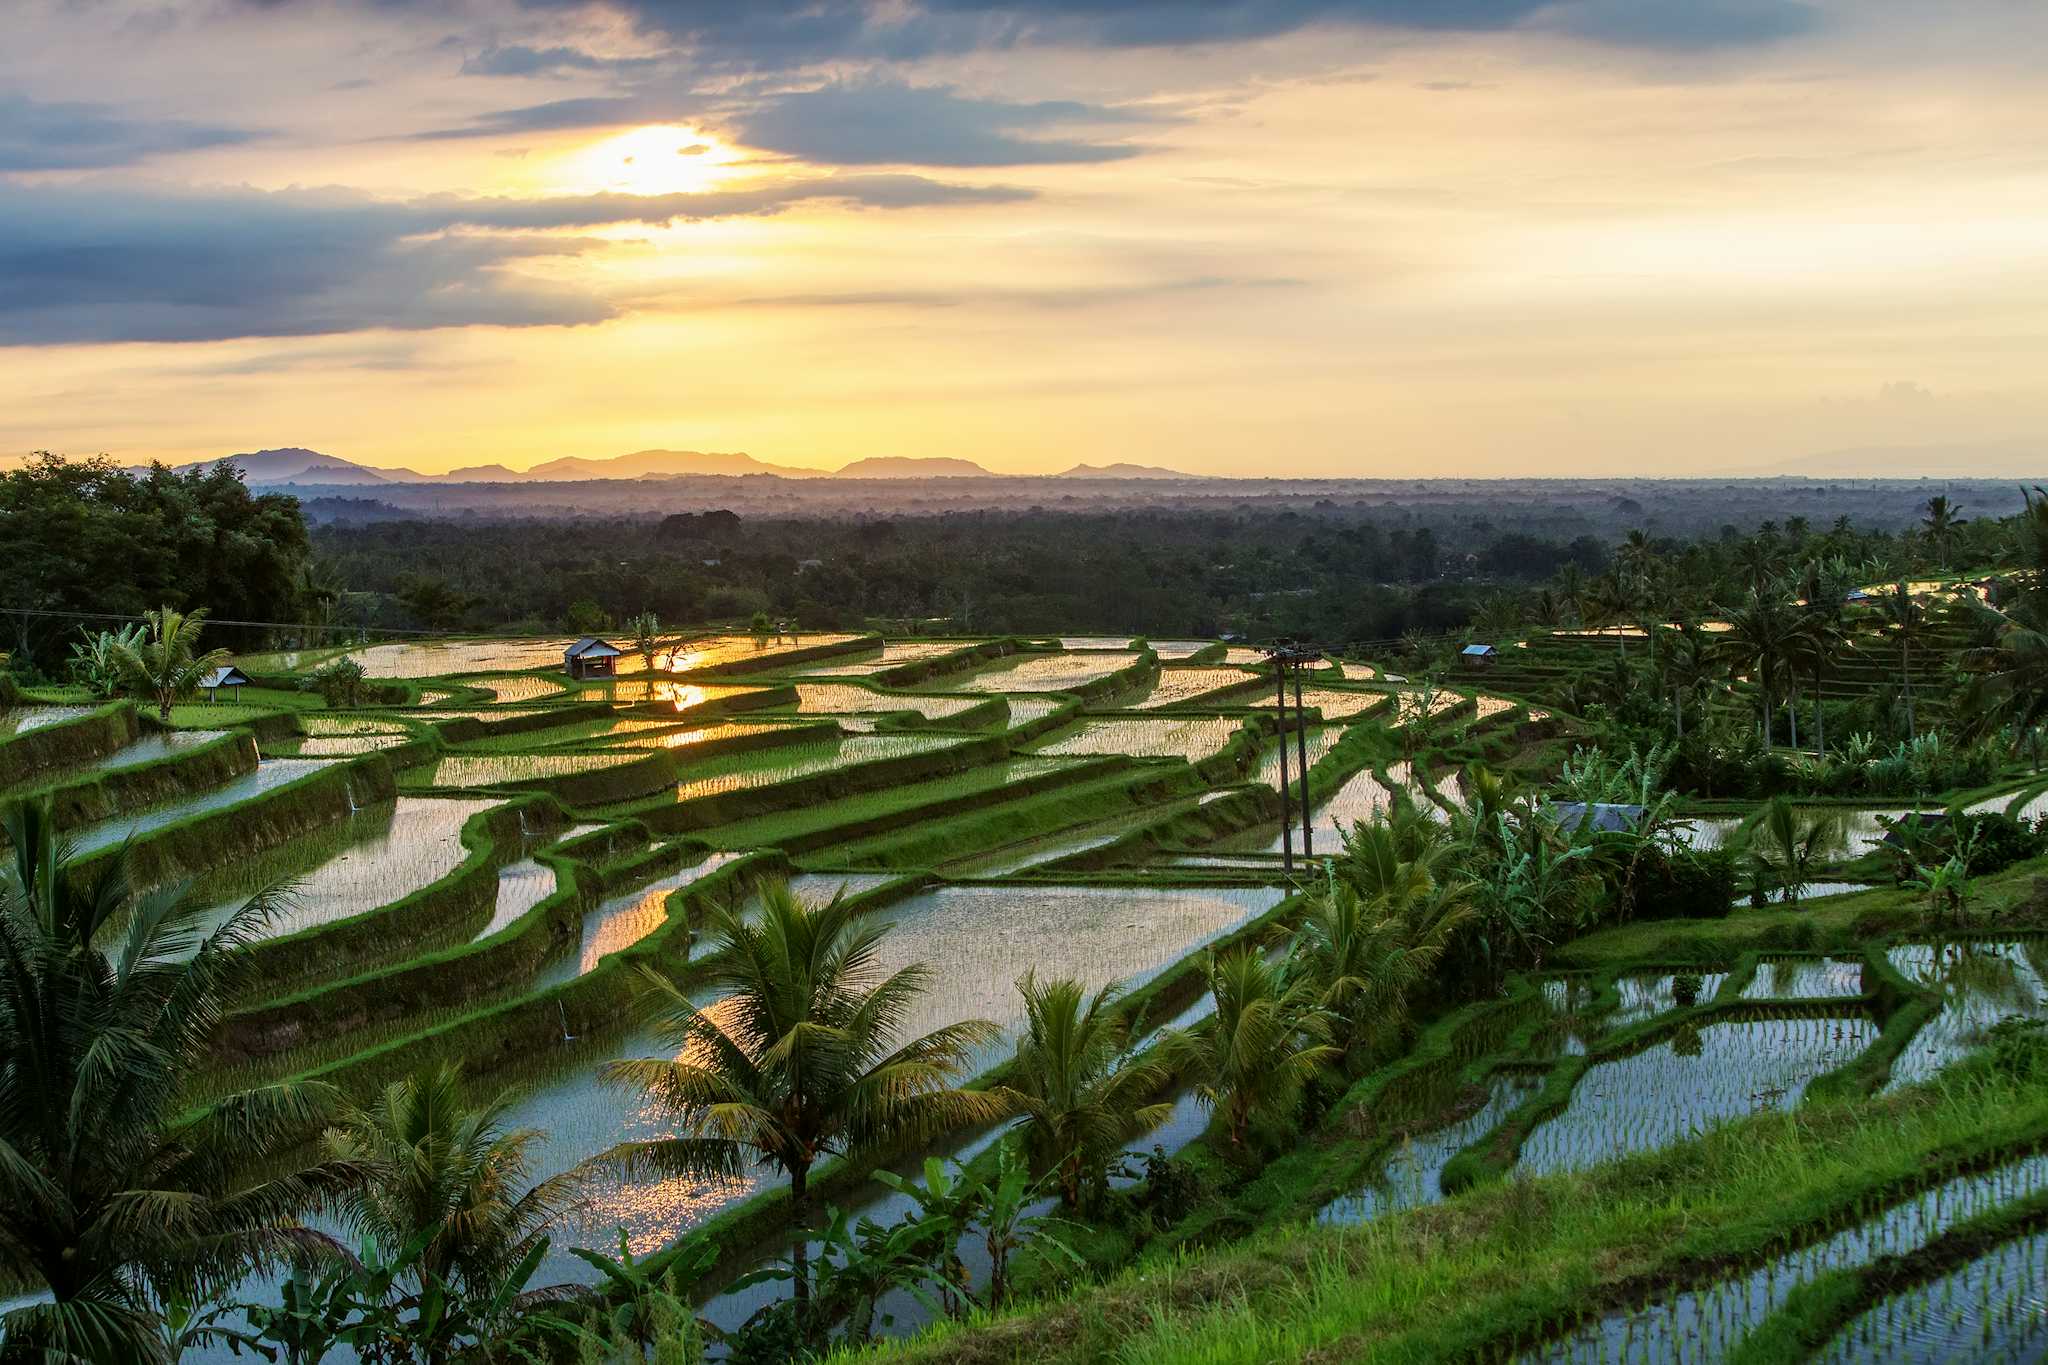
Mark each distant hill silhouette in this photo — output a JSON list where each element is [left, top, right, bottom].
[[152, 446, 1200, 485], [833, 456, 992, 478]]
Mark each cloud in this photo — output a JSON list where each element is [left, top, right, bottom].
[[0, 176, 1031, 345], [727, 81, 1155, 166], [496, 0, 1821, 66], [459, 44, 666, 78], [0, 94, 257, 171]]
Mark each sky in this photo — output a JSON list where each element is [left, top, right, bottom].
[[3, 0, 2046, 478]]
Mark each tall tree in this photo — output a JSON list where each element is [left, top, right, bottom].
[[602, 882, 1009, 1328], [0, 800, 360, 1361], [1290, 864, 1469, 1062], [1008, 975, 1169, 1210], [1880, 581, 1925, 740], [1923, 495, 1966, 569], [1717, 585, 1802, 747]]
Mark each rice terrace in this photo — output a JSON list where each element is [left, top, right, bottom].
[[8, 465, 2048, 1363]]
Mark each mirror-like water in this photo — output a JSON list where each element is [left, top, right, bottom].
[[182, 796, 499, 944], [1319, 1073, 1544, 1226], [1741, 957, 1866, 1001], [930, 651, 1143, 694], [532, 852, 747, 988], [1816, 1227, 2048, 1363], [1029, 716, 1243, 764], [1885, 941, 2048, 1090], [1606, 972, 1731, 1031], [1516, 1014, 1879, 1177], [65, 758, 333, 859]]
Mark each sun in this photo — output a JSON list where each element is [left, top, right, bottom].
[[568, 125, 744, 196]]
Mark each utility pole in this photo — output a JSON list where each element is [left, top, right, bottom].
[[1263, 640, 1326, 873]]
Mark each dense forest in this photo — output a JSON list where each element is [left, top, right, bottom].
[[0, 454, 2023, 671]]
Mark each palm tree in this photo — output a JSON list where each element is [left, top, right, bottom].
[[1718, 586, 1802, 747], [1748, 797, 1845, 907], [1923, 495, 1966, 569], [1961, 591, 2048, 739], [1009, 975, 1170, 1210], [1587, 570, 1634, 661], [114, 604, 231, 722], [0, 799, 362, 1361], [322, 1064, 587, 1360], [1661, 620, 1717, 742], [1797, 558, 1855, 758], [602, 882, 1009, 1324], [1291, 865, 1469, 1061], [1172, 950, 1335, 1153], [1879, 581, 1924, 739]]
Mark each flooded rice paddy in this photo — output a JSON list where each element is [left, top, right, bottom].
[[1532, 1154, 2048, 1362], [1029, 715, 1243, 763], [1516, 1014, 1879, 1177], [182, 796, 498, 942]]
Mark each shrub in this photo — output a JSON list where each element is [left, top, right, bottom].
[[302, 655, 369, 707], [1627, 848, 1736, 921]]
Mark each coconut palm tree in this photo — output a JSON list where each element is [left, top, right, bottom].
[[1290, 864, 1470, 1061], [1661, 620, 1718, 742], [1879, 581, 1924, 739], [1008, 975, 1170, 1211], [1717, 586, 1802, 747], [1923, 495, 1966, 569], [628, 611, 663, 673], [1172, 950, 1335, 1153], [0, 799, 362, 1361], [322, 1063, 587, 1360], [602, 881, 1009, 1325], [1797, 558, 1856, 758], [113, 604, 231, 722], [1748, 797, 1845, 907], [1586, 570, 1634, 661], [1961, 590, 2048, 739]]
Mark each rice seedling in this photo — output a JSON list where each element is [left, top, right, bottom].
[[661, 734, 969, 802], [799, 640, 972, 676], [1029, 716, 1243, 763], [1606, 972, 1732, 1031], [1319, 1073, 1545, 1226], [1815, 1227, 2048, 1362], [1150, 640, 1220, 659], [1252, 687, 1384, 719], [580, 678, 768, 708], [1884, 941, 2048, 1090], [659, 632, 868, 675], [1132, 666, 1265, 709], [1004, 696, 1069, 726], [470, 853, 559, 940], [1058, 636, 1135, 649], [1516, 1014, 1881, 1177], [1673, 815, 1742, 850], [931, 651, 1144, 693], [1741, 956, 1867, 1001], [1533, 1154, 2048, 1362], [299, 714, 422, 737], [64, 757, 333, 858], [339, 637, 596, 678], [704, 757, 1077, 850], [410, 751, 643, 787], [464, 672, 571, 704], [532, 851, 746, 988], [277, 733, 417, 756], [792, 683, 981, 719], [0, 705, 97, 737]]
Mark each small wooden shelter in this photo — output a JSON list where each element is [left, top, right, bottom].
[[1460, 643, 1499, 670], [197, 665, 250, 702], [563, 637, 623, 680]]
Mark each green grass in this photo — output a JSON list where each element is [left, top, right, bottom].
[[835, 1053, 2048, 1365]]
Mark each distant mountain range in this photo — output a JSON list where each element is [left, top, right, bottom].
[[153, 447, 1209, 485]]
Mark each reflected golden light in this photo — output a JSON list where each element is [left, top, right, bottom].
[[568, 125, 743, 196]]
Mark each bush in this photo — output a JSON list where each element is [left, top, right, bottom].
[[302, 656, 368, 708], [1626, 848, 1736, 921]]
